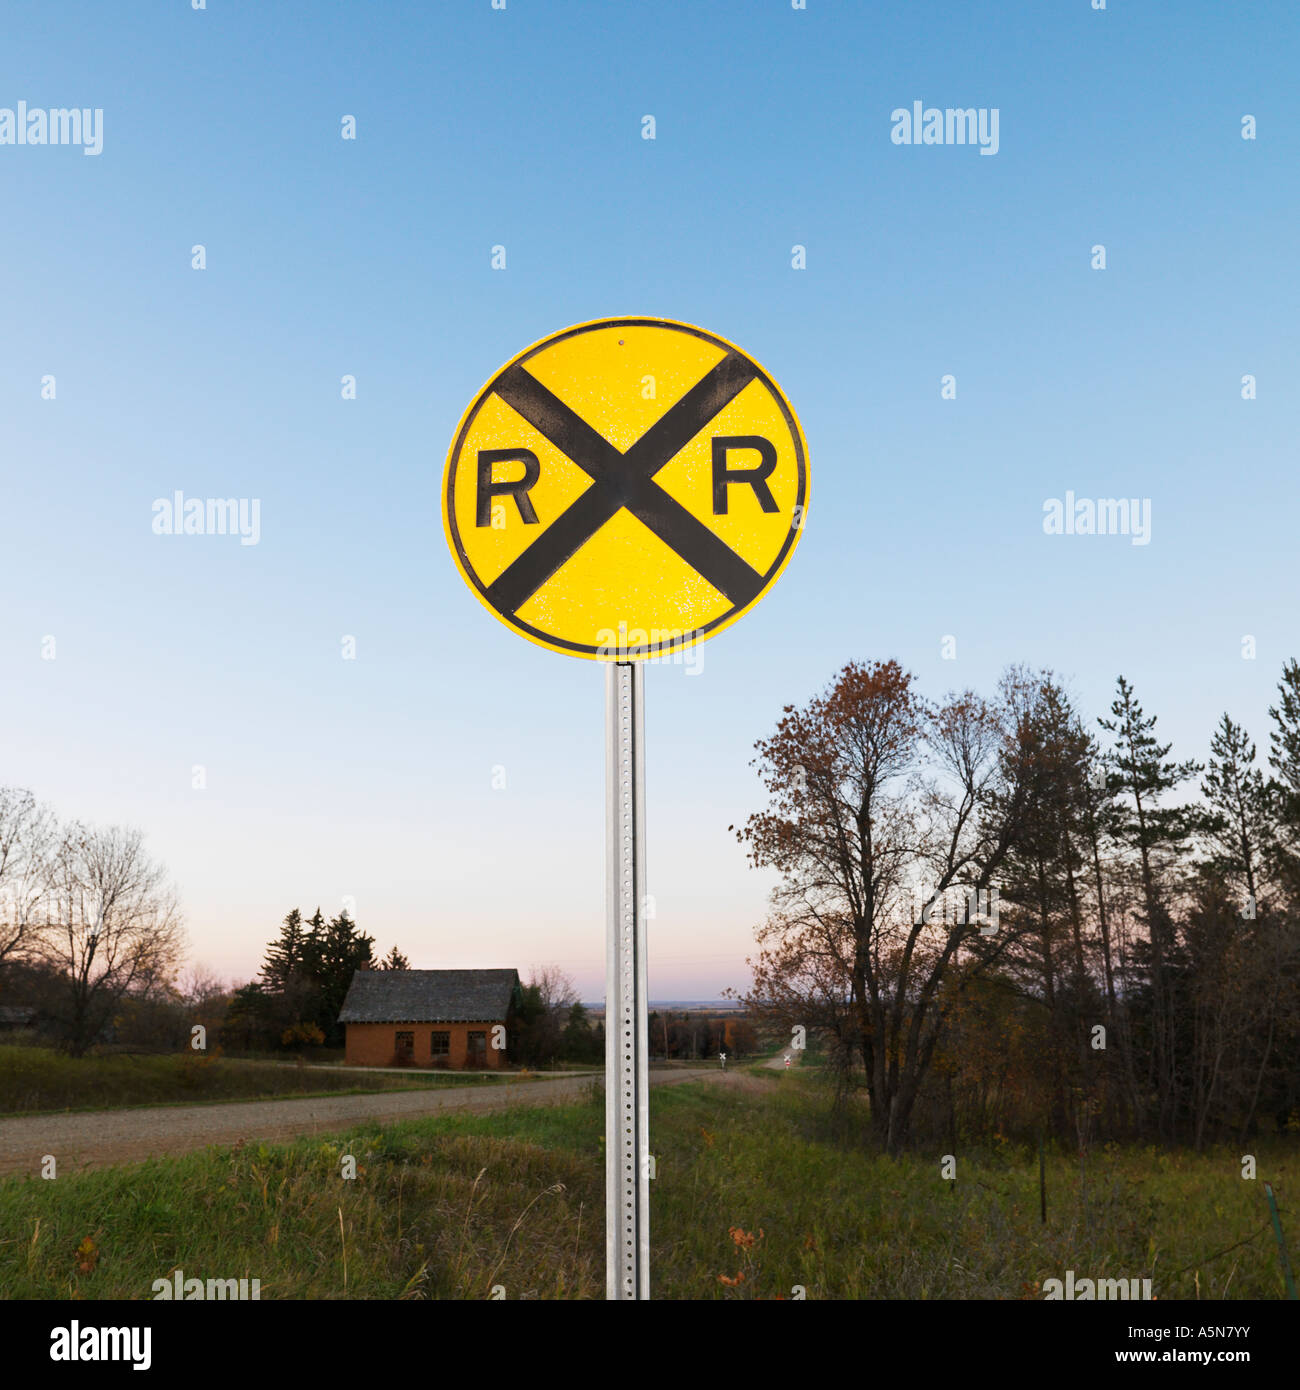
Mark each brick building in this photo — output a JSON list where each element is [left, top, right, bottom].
[[337, 968, 522, 1068]]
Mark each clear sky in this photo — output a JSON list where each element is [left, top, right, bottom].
[[3, 1, 1296, 1000]]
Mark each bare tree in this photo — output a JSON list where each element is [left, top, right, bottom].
[[41, 822, 186, 1055], [528, 963, 579, 1014], [0, 787, 57, 977], [178, 963, 228, 1009], [519, 964, 579, 1064]]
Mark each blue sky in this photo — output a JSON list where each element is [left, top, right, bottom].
[[2, 1, 1296, 998]]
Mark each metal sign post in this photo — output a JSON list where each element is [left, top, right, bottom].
[[605, 660, 649, 1300], [442, 316, 809, 1302]]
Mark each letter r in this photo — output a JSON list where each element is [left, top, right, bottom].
[[476, 449, 541, 526], [711, 436, 778, 514]]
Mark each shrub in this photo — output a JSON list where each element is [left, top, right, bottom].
[[281, 1023, 326, 1049]]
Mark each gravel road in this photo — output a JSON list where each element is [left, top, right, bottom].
[[0, 1068, 728, 1179]]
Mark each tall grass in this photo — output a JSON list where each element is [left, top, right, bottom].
[[0, 1071, 1293, 1299]]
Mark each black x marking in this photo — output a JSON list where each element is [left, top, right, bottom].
[[482, 353, 770, 615]]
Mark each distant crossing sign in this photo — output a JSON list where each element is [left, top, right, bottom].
[[442, 317, 809, 659]]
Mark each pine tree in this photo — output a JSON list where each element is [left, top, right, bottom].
[[561, 1001, 598, 1062], [1268, 659, 1300, 874], [1078, 732, 1121, 1011], [1100, 678, 1201, 898], [995, 679, 1098, 1137], [311, 911, 375, 1045], [1075, 727, 1144, 1131], [1201, 713, 1273, 912], [1098, 675, 1200, 1139], [381, 945, 410, 971], [299, 907, 328, 982], [260, 909, 306, 992]]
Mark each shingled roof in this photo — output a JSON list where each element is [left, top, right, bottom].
[[338, 969, 521, 1024]]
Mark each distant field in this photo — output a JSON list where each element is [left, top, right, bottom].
[[0, 1069, 1295, 1299], [0, 1047, 529, 1116]]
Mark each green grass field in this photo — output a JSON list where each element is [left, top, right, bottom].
[[0, 1046, 532, 1116], [1, 1069, 1295, 1299]]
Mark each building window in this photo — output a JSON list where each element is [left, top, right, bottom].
[[467, 1030, 487, 1065], [430, 1031, 450, 1057]]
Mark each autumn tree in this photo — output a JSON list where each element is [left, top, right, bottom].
[[736, 660, 1048, 1153]]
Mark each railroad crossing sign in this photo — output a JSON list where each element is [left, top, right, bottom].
[[442, 317, 809, 660], [443, 318, 809, 1301]]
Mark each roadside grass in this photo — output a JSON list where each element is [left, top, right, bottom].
[[654, 1077, 1298, 1300], [0, 1070, 1294, 1299], [0, 1104, 605, 1300], [0, 1047, 532, 1116]]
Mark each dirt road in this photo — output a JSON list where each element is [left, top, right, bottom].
[[0, 1068, 726, 1179]]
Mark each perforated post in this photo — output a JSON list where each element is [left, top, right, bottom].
[[605, 661, 649, 1299]]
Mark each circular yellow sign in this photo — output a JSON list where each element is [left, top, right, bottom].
[[442, 317, 809, 661]]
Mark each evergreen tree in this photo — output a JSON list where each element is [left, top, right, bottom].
[[260, 908, 307, 992], [512, 983, 548, 1065], [1078, 731, 1121, 1011], [1268, 659, 1300, 878], [298, 907, 328, 981], [561, 1001, 599, 1062], [380, 945, 411, 971], [224, 980, 275, 1051], [1098, 676, 1200, 1139], [311, 911, 375, 1045], [1200, 713, 1273, 912], [995, 679, 1098, 1138], [1100, 678, 1202, 898], [253, 906, 374, 1046]]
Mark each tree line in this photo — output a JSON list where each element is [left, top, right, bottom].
[[735, 659, 1300, 1154], [0, 825, 610, 1066], [649, 1012, 759, 1060]]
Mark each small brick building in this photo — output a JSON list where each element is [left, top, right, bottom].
[[338, 968, 522, 1069]]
